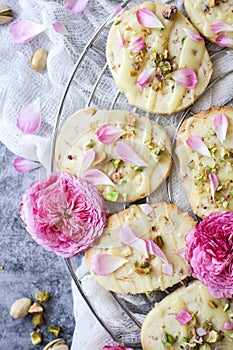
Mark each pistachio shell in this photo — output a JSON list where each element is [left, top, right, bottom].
[[0, 5, 13, 25], [10, 297, 32, 318], [43, 339, 67, 350], [30, 48, 48, 72]]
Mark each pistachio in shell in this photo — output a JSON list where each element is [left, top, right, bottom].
[[43, 339, 68, 350], [0, 5, 13, 25], [10, 297, 32, 319], [30, 48, 48, 72]]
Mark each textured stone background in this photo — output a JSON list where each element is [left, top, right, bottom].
[[0, 142, 75, 349]]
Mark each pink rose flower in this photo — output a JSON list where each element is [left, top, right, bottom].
[[19, 172, 107, 258], [185, 211, 233, 298]]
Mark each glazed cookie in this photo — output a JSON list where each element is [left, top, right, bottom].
[[184, 0, 233, 48], [141, 280, 233, 350], [106, 2, 212, 114], [55, 108, 172, 203], [176, 106, 233, 219], [85, 202, 196, 294]]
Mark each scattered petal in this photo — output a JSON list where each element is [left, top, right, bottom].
[[215, 34, 233, 47], [175, 308, 192, 325], [130, 36, 145, 53], [10, 19, 46, 43], [196, 327, 207, 337], [137, 68, 155, 88], [96, 124, 125, 145], [172, 68, 198, 89], [115, 141, 148, 167], [112, 6, 124, 18], [223, 322, 233, 331], [102, 345, 133, 350], [52, 21, 70, 35], [17, 98, 42, 134], [212, 113, 229, 143], [146, 238, 167, 262], [117, 30, 127, 48], [91, 254, 127, 276], [175, 247, 186, 259], [140, 204, 153, 215], [183, 28, 203, 42], [64, 0, 89, 13], [211, 20, 233, 34], [81, 149, 95, 172], [162, 262, 174, 276], [209, 173, 219, 202], [118, 225, 148, 256], [136, 8, 164, 29], [186, 135, 211, 157], [13, 158, 41, 173], [84, 169, 114, 186]]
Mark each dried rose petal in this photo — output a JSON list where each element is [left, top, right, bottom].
[[162, 262, 174, 276], [211, 20, 233, 34], [209, 173, 219, 201], [84, 169, 114, 186], [52, 21, 70, 35], [13, 158, 41, 173], [172, 68, 198, 89], [102, 345, 133, 350], [215, 34, 233, 47], [136, 8, 164, 29], [175, 247, 186, 259], [223, 322, 233, 331], [130, 36, 145, 53], [196, 327, 207, 337], [115, 141, 147, 167], [10, 19, 46, 43], [81, 149, 95, 172], [137, 68, 155, 88], [16, 98, 42, 134], [183, 28, 203, 42], [186, 135, 211, 157], [117, 30, 127, 48], [146, 238, 167, 262], [140, 204, 153, 215], [175, 308, 192, 324], [118, 225, 147, 256], [212, 113, 229, 143], [64, 0, 89, 13], [91, 254, 127, 276], [96, 124, 125, 145]]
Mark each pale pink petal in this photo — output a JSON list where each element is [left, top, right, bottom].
[[102, 345, 133, 350], [10, 19, 46, 43], [81, 149, 95, 172], [212, 113, 229, 143], [16, 98, 42, 134], [137, 68, 155, 88], [175, 308, 192, 324], [13, 158, 41, 173], [162, 262, 174, 276], [140, 204, 153, 215], [96, 124, 125, 145], [115, 141, 147, 167], [172, 68, 198, 89], [186, 135, 211, 157], [117, 30, 127, 48], [91, 254, 127, 276], [215, 34, 233, 47], [112, 6, 124, 18], [196, 328, 207, 337], [209, 173, 219, 201], [175, 247, 186, 259], [136, 8, 164, 29], [130, 36, 145, 53], [118, 225, 148, 256], [64, 0, 89, 13], [52, 21, 70, 35], [211, 20, 233, 34], [223, 322, 233, 331], [183, 28, 203, 42], [146, 238, 167, 262], [84, 169, 114, 186]]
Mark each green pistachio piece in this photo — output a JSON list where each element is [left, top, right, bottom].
[[35, 291, 50, 303], [161, 332, 175, 347], [199, 344, 211, 350], [30, 331, 43, 345], [113, 157, 121, 171], [48, 326, 61, 337], [86, 139, 94, 149], [106, 191, 119, 202], [32, 313, 45, 326]]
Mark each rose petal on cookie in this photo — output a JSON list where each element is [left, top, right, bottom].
[[137, 68, 155, 88], [212, 113, 229, 143], [91, 254, 127, 276], [13, 158, 41, 173], [84, 169, 114, 186], [162, 262, 174, 276], [175, 308, 192, 324], [118, 225, 148, 256], [175, 247, 186, 259], [215, 34, 233, 47], [130, 36, 145, 53], [16, 98, 42, 134], [81, 149, 95, 172], [96, 124, 125, 144], [186, 136, 211, 157], [115, 141, 148, 166], [223, 322, 233, 331], [196, 328, 207, 337], [211, 20, 233, 34], [117, 30, 127, 47], [64, 0, 89, 13], [10, 19, 46, 43], [183, 28, 203, 42], [136, 8, 164, 29], [209, 173, 219, 202], [172, 68, 198, 89], [140, 204, 153, 215], [52, 21, 70, 35], [146, 238, 167, 262]]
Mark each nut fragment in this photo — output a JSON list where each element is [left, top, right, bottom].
[[30, 331, 43, 345], [162, 5, 177, 20], [43, 339, 68, 350], [35, 291, 50, 303], [30, 48, 48, 72], [0, 5, 13, 25], [48, 326, 61, 337], [32, 312, 45, 326], [10, 297, 32, 319], [29, 302, 43, 313]]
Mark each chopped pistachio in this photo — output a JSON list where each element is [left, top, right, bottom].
[[129, 70, 137, 77], [145, 291, 152, 298], [30, 331, 43, 345], [85, 139, 95, 149], [134, 166, 144, 172], [188, 160, 195, 170], [32, 313, 45, 326], [208, 300, 218, 309], [106, 191, 119, 202], [113, 157, 121, 171], [226, 330, 233, 339], [48, 326, 61, 337], [29, 303, 43, 314], [222, 201, 229, 208], [161, 332, 175, 347], [135, 261, 151, 275], [199, 344, 211, 350], [35, 291, 50, 303]]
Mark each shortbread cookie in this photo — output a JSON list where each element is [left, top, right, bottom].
[[106, 2, 212, 114], [184, 0, 233, 48], [176, 106, 233, 219], [55, 108, 172, 203], [85, 202, 196, 294], [141, 280, 233, 350]]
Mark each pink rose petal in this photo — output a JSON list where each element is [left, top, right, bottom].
[[209, 173, 219, 202], [52, 21, 70, 35], [115, 141, 147, 167], [91, 254, 127, 276], [140, 204, 153, 215], [117, 30, 127, 48], [84, 169, 114, 186], [183, 28, 203, 42], [130, 36, 145, 53], [10, 19, 46, 43], [137, 68, 155, 88], [118, 225, 148, 256], [81, 149, 95, 172], [64, 0, 89, 13], [16, 98, 42, 134], [215, 34, 233, 47], [223, 322, 233, 331], [186, 135, 211, 157], [162, 262, 174, 276], [112, 6, 124, 18], [13, 158, 41, 173], [175, 247, 186, 259], [211, 20, 233, 34], [102, 345, 133, 350], [212, 113, 229, 143], [136, 8, 164, 29], [196, 327, 207, 337], [172, 68, 198, 89], [146, 238, 167, 262], [96, 124, 125, 145], [175, 308, 192, 324]]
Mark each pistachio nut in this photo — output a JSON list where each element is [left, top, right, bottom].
[[30, 48, 48, 72], [30, 331, 43, 345], [0, 5, 13, 25], [10, 297, 32, 319], [43, 339, 68, 350], [35, 290, 50, 303], [29, 302, 43, 313]]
